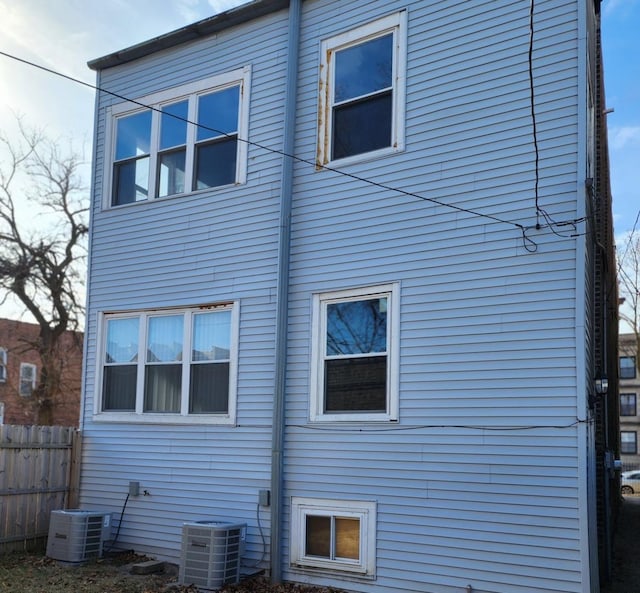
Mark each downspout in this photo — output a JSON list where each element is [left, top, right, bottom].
[[270, 0, 301, 583]]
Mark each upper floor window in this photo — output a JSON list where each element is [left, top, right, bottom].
[[0, 348, 6, 382], [310, 284, 399, 422], [620, 356, 636, 380], [19, 363, 37, 397], [107, 67, 251, 207], [98, 304, 238, 424], [317, 11, 406, 167], [621, 393, 637, 417]]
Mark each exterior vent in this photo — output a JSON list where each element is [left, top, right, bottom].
[[179, 520, 246, 591], [46, 510, 112, 563]]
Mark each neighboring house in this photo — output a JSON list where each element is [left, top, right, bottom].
[[619, 333, 639, 467], [81, 1, 619, 592], [0, 318, 82, 426]]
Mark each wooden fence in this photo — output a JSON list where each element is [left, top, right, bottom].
[[0, 424, 81, 554]]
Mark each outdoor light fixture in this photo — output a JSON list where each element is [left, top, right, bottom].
[[594, 375, 609, 395]]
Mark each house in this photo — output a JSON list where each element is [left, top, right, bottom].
[[619, 333, 639, 467], [0, 318, 82, 426], [81, 1, 619, 592]]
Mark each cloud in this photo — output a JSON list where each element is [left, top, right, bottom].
[[609, 126, 640, 150], [604, 0, 640, 17]]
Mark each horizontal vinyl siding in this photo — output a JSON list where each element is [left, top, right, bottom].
[[81, 8, 288, 566], [284, 0, 583, 592]]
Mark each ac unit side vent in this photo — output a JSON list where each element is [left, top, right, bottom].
[[46, 510, 112, 564], [179, 521, 246, 591]]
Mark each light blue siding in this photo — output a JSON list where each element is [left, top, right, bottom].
[[282, 0, 586, 591], [80, 7, 289, 567], [82, 0, 595, 591]]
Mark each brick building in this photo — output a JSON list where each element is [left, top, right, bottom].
[[0, 318, 82, 426]]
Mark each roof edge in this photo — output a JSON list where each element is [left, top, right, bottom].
[[88, 0, 289, 71]]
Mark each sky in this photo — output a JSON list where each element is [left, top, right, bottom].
[[0, 0, 638, 320]]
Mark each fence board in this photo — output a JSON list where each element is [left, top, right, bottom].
[[0, 425, 80, 554]]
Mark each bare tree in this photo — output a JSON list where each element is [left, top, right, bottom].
[[618, 219, 640, 374], [0, 118, 88, 424]]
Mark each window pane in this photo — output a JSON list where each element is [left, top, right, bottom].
[[113, 157, 150, 205], [327, 297, 387, 356], [116, 111, 151, 160], [620, 356, 637, 379], [335, 518, 360, 560], [621, 394, 637, 416], [147, 315, 183, 362], [103, 366, 137, 410], [194, 138, 237, 189], [193, 311, 231, 361], [144, 364, 181, 412], [160, 100, 188, 150], [189, 362, 229, 413], [306, 515, 331, 558], [197, 86, 239, 141], [158, 149, 186, 197], [335, 33, 393, 103], [621, 432, 638, 454], [325, 356, 387, 412], [106, 318, 139, 363], [332, 92, 392, 160]]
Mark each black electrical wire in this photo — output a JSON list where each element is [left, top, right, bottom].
[[0, 37, 592, 253], [104, 492, 130, 553]]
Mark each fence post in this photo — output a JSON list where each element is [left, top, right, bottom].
[[66, 431, 82, 509]]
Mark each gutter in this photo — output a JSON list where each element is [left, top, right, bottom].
[[270, 0, 301, 583]]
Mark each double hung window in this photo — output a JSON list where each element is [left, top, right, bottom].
[[620, 356, 637, 380], [311, 284, 399, 422], [621, 393, 637, 417], [99, 305, 238, 424], [291, 498, 376, 577], [0, 348, 6, 382], [19, 363, 37, 397], [317, 11, 406, 166], [109, 67, 250, 206], [621, 431, 638, 455]]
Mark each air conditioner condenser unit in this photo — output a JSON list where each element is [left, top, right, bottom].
[[179, 520, 246, 591], [46, 509, 112, 563]]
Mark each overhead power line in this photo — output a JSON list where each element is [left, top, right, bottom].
[[0, 48, 588, 252]]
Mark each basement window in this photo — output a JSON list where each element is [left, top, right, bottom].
[[290, 497, 376, 577]]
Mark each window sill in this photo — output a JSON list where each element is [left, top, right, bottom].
[[92, 412, 236, 426], [104, 180, 242, 211], [290, 563, 375, 580], [315, 144, 402, 172]]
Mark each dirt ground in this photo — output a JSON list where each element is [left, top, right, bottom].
[[2, 499, 638, 593], [601, 494, 640, 593], [0, 550, 338, 593]]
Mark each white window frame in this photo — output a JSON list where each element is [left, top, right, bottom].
[[94, 304, 239, 425], [290, 497, 376, 577], [317, 11, 407, 168], [104, 66, 251, 208], [19, 362, 37, 397], [310, 283, 400, 423], [0, 347, 6, 382]]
